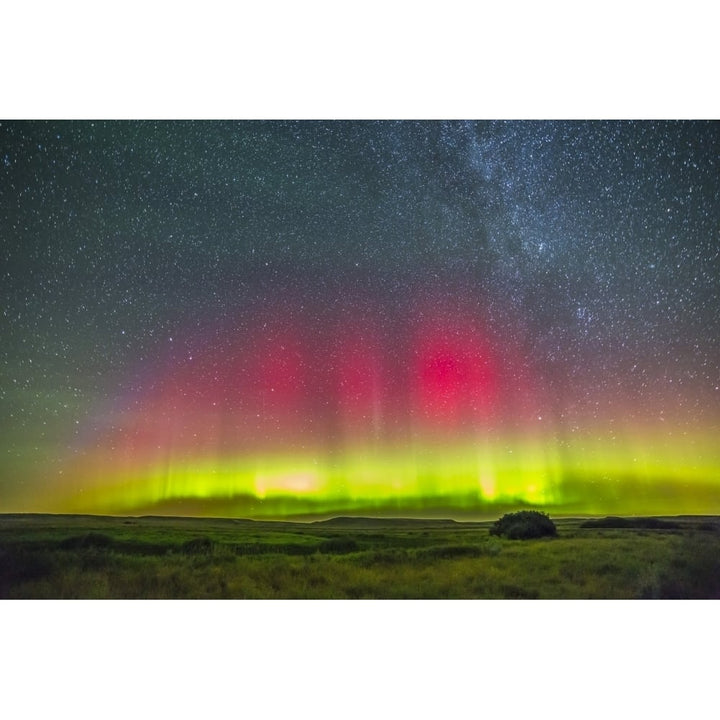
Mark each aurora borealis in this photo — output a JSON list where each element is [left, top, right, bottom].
[[2, 120, 719, 518]]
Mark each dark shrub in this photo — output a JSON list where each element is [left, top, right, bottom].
[[59, 532, 114, 549], [0, 548, 55, 594], [120, 541, 168, 555], [231, 542, 315, 556], [277, 543, 316, 556], [501, 583, 540, 599], [697, 522, 719, 532], [655, 535, 720, 598], [181, 537, 214, 554], [319, 538, 359, 554], [490, 511, 557, 540]]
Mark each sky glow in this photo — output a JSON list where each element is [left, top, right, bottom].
[[2, 120, 719, 517]]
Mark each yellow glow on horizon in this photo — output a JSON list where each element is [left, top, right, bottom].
[[50, 426, 720, 517]]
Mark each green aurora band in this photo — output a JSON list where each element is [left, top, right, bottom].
[[50, 428, 720, 518]]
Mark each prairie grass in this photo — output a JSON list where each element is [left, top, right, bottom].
[[1, 515, 718, 599]]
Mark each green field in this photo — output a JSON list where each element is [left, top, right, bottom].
[[1, 514, 719, 599]]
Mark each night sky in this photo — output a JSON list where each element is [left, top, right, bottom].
[[2, 120, 719, 518]]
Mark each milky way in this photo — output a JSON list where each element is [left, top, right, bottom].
[[2, 120, 719, 517]]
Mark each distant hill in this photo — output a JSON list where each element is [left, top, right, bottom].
[[313, 516, 463, 528], [580, 516, 681, 529]]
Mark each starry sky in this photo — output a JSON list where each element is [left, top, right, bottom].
[[2, 120, 719, 518]]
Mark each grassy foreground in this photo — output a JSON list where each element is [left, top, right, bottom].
[[1, 514, 719, 599]]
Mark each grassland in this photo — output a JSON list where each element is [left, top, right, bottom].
[[1, 513, 719, 599]]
